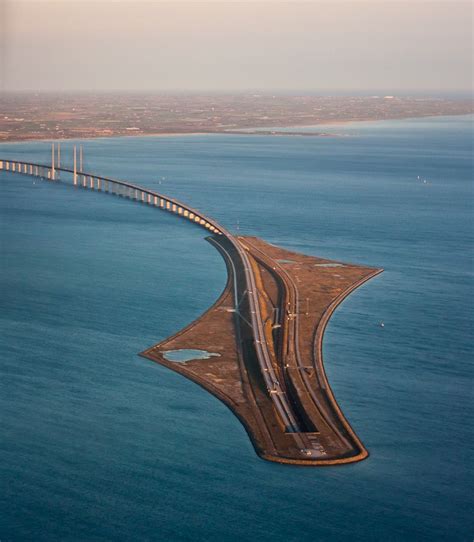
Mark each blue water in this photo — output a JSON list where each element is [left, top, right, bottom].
[[1, 115, 472, 541]]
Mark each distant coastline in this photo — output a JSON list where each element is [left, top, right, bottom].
[[1, 113, 472, 145], [1, 113, 473, 144], [1, 94, 472, 143]]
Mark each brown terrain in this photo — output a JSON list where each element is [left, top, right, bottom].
[[142, 235, 382, 465], [0, 93, 472, 142]]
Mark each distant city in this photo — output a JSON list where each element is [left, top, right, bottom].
[[1, 93, 472, 142]]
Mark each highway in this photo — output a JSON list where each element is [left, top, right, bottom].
[[211, 236, 303, 437], [242, 237, 353, 450]]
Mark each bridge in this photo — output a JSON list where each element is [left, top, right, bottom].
[[1, 147, 382, 465], [0, 152, 222, 235]]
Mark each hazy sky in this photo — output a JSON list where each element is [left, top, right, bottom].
[[1, 0, 472, 93]]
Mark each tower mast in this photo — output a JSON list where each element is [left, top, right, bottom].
[[73, 146, 77, 185], [51, 143, 55, 180]]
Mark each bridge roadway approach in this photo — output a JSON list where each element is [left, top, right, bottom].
[[1, 157, 382, 466]]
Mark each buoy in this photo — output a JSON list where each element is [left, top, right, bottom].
[[380, 322, 385, 328]]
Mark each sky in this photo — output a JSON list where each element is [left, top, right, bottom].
[[1, 0, 472, 93]]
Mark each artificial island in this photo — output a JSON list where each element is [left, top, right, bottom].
[[0, 150, 382, 466]]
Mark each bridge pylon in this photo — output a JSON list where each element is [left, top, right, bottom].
[[51, 143, 55, 180], [73, 146, 77, 186]]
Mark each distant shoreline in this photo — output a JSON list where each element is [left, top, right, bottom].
[[0, 111, 472, 144]]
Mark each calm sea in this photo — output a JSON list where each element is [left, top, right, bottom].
[[1, 115, 472, 541]]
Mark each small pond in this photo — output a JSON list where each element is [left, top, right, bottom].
[[162, 349, 221, 363]]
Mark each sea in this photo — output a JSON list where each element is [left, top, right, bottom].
[[1, 115, 472, 541]]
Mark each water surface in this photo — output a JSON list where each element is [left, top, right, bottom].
[[1, 115, 472, 541]]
